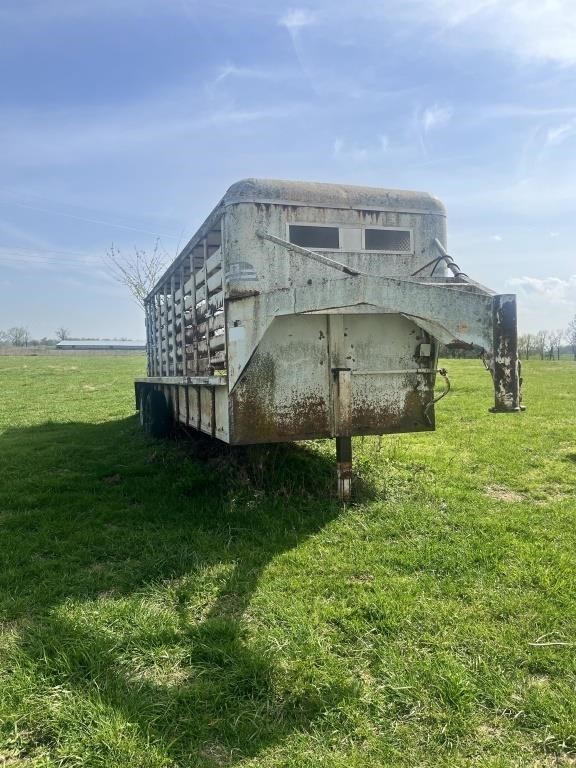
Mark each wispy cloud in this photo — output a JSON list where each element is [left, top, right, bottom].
[[546, 119, 576, 147], [333, 135, 389, 161], [0, 98, 305, 168], [361, 0, 575, 65], [422, 104, 453, 133], [210, 63, 297, 87], [279, 8, 318, 31]]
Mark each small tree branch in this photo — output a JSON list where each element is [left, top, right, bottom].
[[103, 240, 169, 309]]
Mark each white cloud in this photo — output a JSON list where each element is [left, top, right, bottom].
[[490, 234, 503, 241], [546, 119, 576, 147], [422, 104, 453, 133], [508, 274, 576, 331], [210, 64, 296, 87], [509, 275, 576, 300], [279, 8, 317, 31], [349, 0, 576, 65]]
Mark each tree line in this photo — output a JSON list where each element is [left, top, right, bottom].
[[519, 316, 576, 360], [0, 327, 71, 347]]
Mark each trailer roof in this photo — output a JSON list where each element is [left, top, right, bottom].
[[146, 178, 445, 300], [221, 178, 446, 215]]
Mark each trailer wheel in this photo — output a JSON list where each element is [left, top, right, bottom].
[[141, 389, 172, 439]]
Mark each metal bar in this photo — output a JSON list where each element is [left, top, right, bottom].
[[336, 436, 352, 502], [144, 301, 152, 376], [351, 368, 437, 375], [203, 237, 210, 373], [257, 230, 360, 276], [134, 375, 228, 386], [163, 284, 170, 377], [155, 293, 162, 376], [189, 249, 198, 375], [179, 266, 187, 376], [170, 275, 177, 376], [334, 368, 352, 501], [155, 294, 162, 376]]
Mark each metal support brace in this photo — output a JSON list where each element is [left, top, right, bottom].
[[336, 436, 352, 502], [334, 368, 352, 501], [490, 294, 524, 412]]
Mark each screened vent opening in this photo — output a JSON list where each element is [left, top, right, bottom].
[[365, 228, 412, 252], [289, 225, 340, 249]]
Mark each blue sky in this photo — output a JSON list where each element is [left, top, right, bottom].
[[1, 0, 575, 338]]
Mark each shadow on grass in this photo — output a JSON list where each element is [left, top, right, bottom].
[[0, 416, 357, 765]]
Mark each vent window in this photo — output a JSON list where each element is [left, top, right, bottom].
[[365, 228, 412, 252], [289, 225, 340, 249]]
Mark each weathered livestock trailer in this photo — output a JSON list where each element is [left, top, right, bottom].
[[135, 178, 522, 498]]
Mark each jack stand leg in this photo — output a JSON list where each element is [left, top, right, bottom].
[[490, 294, 524, 412], [336, 435, 352, 502]]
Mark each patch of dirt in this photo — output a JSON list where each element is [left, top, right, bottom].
[[484, 485, 524, 502], [85, 562, 107, 573], [541, 756, 576, 766], [103, 474, 121, 485], [348, 573, 374, 583], [199, 742, 233, 767], [476, 723, 506, 740]]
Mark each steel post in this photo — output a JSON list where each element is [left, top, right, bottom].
[[490, 295, 523, 412], [336, 435, 352, 502]]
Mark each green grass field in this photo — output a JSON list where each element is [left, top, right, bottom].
[[0, 355, 575, 767]]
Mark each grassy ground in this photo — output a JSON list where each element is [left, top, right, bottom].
[[0, 355, 575, 767]]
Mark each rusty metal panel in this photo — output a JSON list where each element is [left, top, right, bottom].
[[229, 314, 331, 444], [345, 314, 434, 434], [214, 388, 229, 441], [333, 369, 352, 436], [200, 386, 215, 435]]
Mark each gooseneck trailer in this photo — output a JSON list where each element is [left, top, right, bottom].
[[135, 179, 523, 499]]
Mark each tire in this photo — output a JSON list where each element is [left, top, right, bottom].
[[141, 388, 172, 439]]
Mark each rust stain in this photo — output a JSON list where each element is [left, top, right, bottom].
[[229, 351, 330, 443], [350, 384, 433, 436]]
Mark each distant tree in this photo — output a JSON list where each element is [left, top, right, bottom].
[[0, 329, 8, 345], [548, 329, 564, 360], [55, 327, 70, 341], [7, 326, 30, 346], [518, 333, 534, 360], [567, 316, 576, 361], [104, 239, 169, 309], [534, 329, 548, 360]]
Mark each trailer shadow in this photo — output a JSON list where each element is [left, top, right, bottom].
[[0, 416, 357, 765]]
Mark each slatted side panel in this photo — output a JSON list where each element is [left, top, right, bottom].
[[149, 224, 225, 376]]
